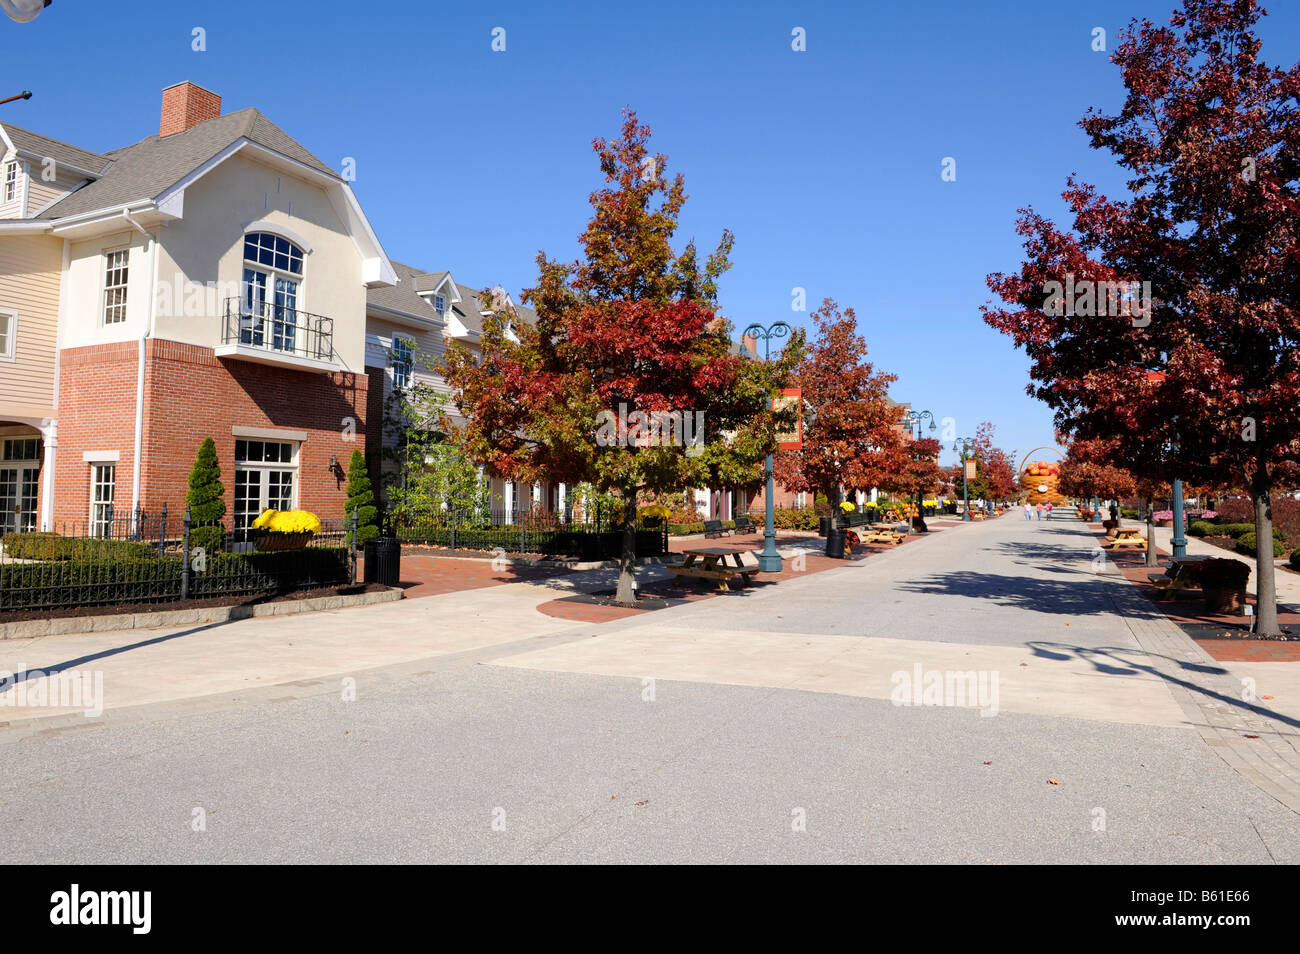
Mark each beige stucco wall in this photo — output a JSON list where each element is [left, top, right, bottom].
[[151, 152, 367, 370], [61, 229, 151, 349], [0, 232, 63, 419]]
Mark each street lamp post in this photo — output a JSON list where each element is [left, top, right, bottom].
[[954, 437, 975, 521], [742, 321, 791, 573], [1, 0, 51, 23], [902, 409, 938, 530]]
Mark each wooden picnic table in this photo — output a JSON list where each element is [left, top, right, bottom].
[[668, 546, 762, 591], [1106, 526, 1148, 549]]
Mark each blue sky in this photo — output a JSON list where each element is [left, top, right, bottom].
[[5, 0, 1298, 466]]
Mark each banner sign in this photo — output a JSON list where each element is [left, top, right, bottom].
[[965, 459, 977, 480], [773, 388, 802, 450]]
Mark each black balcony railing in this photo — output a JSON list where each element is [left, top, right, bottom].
[[222, 297, 334, 362]]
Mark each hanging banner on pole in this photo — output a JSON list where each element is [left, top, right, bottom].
[[965, 459, 977, 480], [773, 388, 802, 450]]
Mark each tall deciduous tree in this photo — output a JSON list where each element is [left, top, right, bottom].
[[774, 299, 901, 509], [441, 111, 798, 604], [983, 0, 1300, 634], [877, 435, 942, 530]]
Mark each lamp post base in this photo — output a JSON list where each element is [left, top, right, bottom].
[[758, 550, 783, 573]]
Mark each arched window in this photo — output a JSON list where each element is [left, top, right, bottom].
[[241, 232, 304, 353]]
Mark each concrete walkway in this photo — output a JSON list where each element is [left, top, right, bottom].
[[4, 512, 1300, 862]]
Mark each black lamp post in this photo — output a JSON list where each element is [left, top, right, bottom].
[[953, 437, 976, 521], [741, 321, 791, 573], [902, 409, 937, 528]]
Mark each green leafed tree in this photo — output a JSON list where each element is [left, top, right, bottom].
[[345, 449, 380, 544], [186, 437, 226, 553]]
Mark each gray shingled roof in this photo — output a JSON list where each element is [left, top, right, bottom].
[[367, 265, 535, 335], [366, 260, 446, 323], [0, 122, 113, 176], [36, 107, 338, 220]]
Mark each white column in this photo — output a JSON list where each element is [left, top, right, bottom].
[[504, 480, 514, 522], [558, 482, 567, 513], [39, 418, 57, 531], [870, 487, 879, 504]]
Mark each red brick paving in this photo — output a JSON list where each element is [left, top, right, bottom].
[[394, 553, 574, 599]]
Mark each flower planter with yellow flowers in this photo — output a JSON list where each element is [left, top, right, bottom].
[[251, 509, 322, 552]]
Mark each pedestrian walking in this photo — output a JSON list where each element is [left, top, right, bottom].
[[1024, 502, 1032, 520], [1045, 502, 1053, 520], [1035, 503, 1043, 520]]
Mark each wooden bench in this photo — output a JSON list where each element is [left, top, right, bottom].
[[1146, 561, 1201, 600], [733, 514, 755, 534], [667, 547, 761, 591], [703, 519, 728, 538]]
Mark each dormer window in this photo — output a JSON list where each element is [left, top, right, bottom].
[[433, 294, 446, 317], [3, 162, 17, 203]]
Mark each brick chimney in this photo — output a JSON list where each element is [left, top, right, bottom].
[[160, 82, 221, 137]]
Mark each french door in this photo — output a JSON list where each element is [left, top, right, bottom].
[[0, 463, 39, 535]]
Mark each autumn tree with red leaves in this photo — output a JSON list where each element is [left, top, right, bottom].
[[441, 111, 798, 604], [877, 435, 943, 530], [983, 0, 1300, 634], [773, 300, 902, 511]]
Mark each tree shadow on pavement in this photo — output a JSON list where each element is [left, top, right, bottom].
[[897, 570, 1163, 619], [0, 619, 234, 696], [1027, 640, 1300, 731]]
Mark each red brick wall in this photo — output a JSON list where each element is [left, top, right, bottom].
[[160, 82, 221, 137], [54, 340, 367, 529], [53, 342, 141, 529], [364, 365, 386, 505]]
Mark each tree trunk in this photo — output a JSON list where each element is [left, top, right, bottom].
[[1144, 496, 1158, 567], [614, 485, 638, 606], [1252, 465, 1281, 637]]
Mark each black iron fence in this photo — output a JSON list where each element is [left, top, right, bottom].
[[0, 504, 353, 614], [222, 297, 334, 362], [389, 506, 668, 560]]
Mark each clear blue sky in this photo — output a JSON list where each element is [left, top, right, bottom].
[[5, 0, 1298, 466]]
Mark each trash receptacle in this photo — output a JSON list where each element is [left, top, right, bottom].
[[825, 528, 847, 558], [818, 516, 833, 537], [363, 536, 401, 586]]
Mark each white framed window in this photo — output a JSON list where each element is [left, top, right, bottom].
[[433, 293, 446, 317], [0, 308, 15, 360], [241, 232, 305, 354], [3, 162, 16, 203], [102, 249, 129, 325], [89, 463, 116, 538], [392, 336, 413, 389], [234, 438, 298, 534]]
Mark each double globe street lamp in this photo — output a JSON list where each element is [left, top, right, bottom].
[[901, 409, 938, 529], [953, 437, 976, 521], [741, 320, 791, 573]]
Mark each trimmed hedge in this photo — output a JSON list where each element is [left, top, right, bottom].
[[1291, 548, 1300, 571], [1, 532, 155, 562], [395, 525, 666, 559], [0, 547, 349, 612], [1187, 520, 1216, 537], [1236, 532, 1287, 558]]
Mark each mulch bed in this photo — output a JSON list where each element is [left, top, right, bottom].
[[0, 582, 391, 625]]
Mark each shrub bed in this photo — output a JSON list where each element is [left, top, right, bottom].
[[2, 532, 155, 562], [0, 547, 349, 612], [1235, 532, 1287, 558]]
